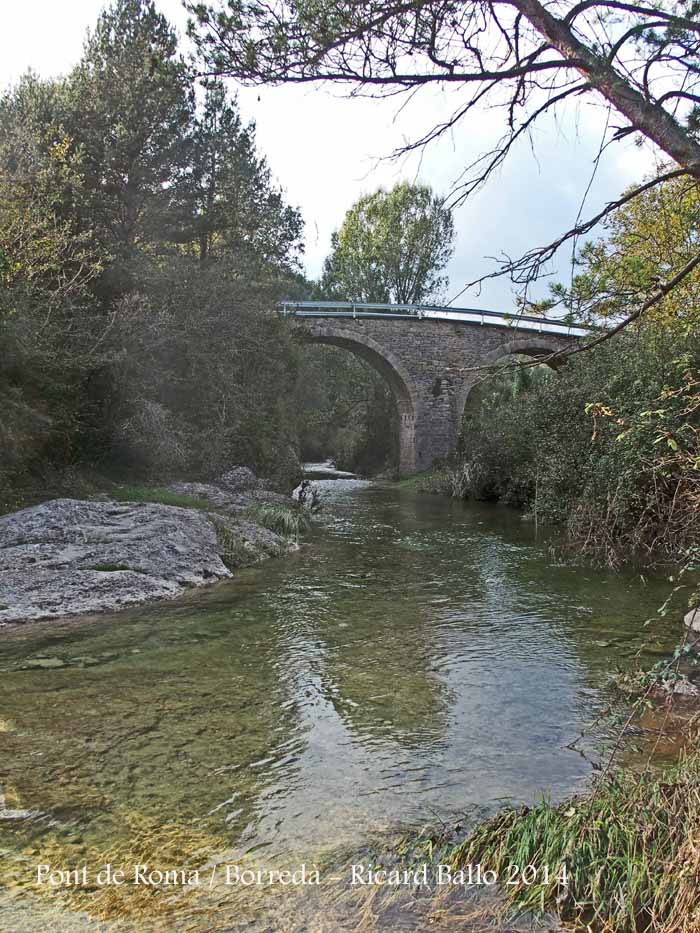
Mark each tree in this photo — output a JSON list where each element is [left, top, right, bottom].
[[187, 0, 700, 340], [549, 173, 700, 334], [0, 0, 308, 501], [0, 74, 103, 313], [0, 75, 109, 502], [177, 80, 303, 271], [64, 1, 304, 285], [65, 0, 193, 277], [322, 182, 454, 303]]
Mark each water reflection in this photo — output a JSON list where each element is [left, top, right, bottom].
[[0, 478, 678, 926]]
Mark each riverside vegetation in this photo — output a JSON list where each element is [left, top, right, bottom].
[[399, 750, 700, 933], [0, 0, 305, 509]]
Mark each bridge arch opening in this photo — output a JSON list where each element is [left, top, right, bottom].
[[458, 338, 563, 419], [458, 339, 563, 466], [298, 328, 418, 475]]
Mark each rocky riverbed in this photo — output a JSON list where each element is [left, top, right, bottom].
[[0, 468, 299, 626]]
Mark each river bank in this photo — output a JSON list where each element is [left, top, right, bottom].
[[389, 477, 700, 931], [0, 467, 305, 626]]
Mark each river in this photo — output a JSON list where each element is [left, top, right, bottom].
[[0, 477, 678, 930]]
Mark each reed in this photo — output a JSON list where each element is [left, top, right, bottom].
[[446, 751, 700, 932], [247, 503, 310, 539]]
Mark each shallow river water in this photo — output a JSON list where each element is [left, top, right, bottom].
[[0, 478, 679, 930]]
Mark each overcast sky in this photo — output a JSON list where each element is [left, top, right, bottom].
[[1, 0, 659, 309]]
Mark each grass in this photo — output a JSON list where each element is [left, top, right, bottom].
[[247, 502, 310, 539], [108, 484, 213, 511], [395, 471, 435, 490], [435, 750, 700, 932]]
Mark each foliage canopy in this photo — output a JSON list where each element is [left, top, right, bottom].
[[322, 182, 454, 305], [0, 0, 306, 504]]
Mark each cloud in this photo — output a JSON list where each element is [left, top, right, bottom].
[[237, 81, 656, 308]]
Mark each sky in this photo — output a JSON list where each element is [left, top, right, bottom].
[[0, 0, 659, 310]]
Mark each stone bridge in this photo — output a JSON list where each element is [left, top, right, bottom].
[[283, 302, 589, 476]]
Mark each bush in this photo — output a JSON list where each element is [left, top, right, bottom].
[[445, 329, 700, 565]]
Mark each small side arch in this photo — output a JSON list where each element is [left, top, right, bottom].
[[456, 336, 567, 425], [481, 337, 569, 367]]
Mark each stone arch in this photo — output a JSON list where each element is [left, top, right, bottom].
[[297, 323, 419, 474], [456, 336, 567, 425], [482, 337, 568, 367]]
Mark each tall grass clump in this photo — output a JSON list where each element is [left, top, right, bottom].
[[447, 751, 700, 932], [248, 502, 309, 539]]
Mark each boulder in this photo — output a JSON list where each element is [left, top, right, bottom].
[[214, 458, 303, 496], [217, 466, 259, 492], [166, 480, 290, 515], [0, 497, 286, 625], [0, 450, 305, 623], [167, 481, 250, 513]]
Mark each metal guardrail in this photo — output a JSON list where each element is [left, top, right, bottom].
[[279, 301, 594, 338]]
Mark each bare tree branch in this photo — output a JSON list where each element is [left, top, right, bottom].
[[463, 247, 700, 379], [451, 167, 692, 298]]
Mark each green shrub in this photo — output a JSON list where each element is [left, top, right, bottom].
[[247, 502, 309, 538], [448, 330, 700, 565]]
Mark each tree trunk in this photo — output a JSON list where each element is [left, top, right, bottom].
[[514, 0, 700, 177]]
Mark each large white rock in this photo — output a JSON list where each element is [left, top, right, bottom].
[[0, 497, 285, 625]]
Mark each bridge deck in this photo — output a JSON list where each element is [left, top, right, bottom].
[[280, 300, 593, 339]]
